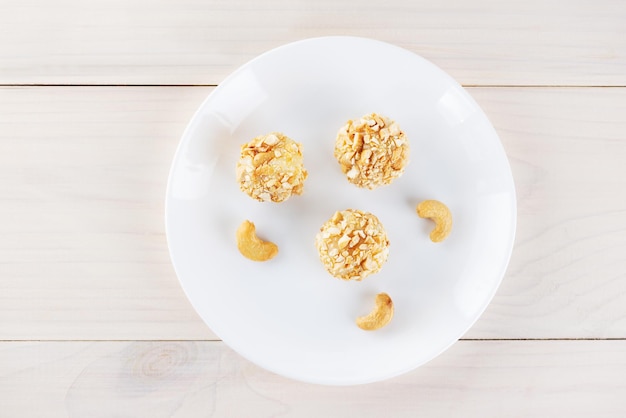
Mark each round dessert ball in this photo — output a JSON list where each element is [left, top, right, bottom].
[[315, 209, 390, 281], [334, 113, 409, 189], [236, 132, 308, 202]]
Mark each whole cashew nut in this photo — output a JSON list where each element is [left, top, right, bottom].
[[356, 293, 394, 331], [416, 200, 452, 243], [236, 220, 279, 261]]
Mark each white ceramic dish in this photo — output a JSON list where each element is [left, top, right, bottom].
[[165, 37, 516, 385]]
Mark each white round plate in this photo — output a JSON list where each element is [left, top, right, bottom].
[[166, 37, 516, 385]]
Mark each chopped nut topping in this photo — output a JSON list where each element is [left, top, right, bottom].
[[334, 113, 409, 189], [315, 209, 390, 281], [236, 132, 308, 202]]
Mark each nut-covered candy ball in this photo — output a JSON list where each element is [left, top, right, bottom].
[[236, 132, 308, 202], [334, 113, 409, 189], [315, 209, 390, 281]]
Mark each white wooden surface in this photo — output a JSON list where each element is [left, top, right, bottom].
[[1, 0, 625, 416], [2, 341, 626, 417], [1, 0, 625, 86]]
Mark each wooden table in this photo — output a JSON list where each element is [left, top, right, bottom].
[[1, 1, 625, 416]]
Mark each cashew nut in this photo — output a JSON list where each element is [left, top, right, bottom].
[[416, 200, 452, 243], [356, 293, 394, 331], [236, 220, 278, 261]]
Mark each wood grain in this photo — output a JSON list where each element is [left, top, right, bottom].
[[1, 340, 625, 417], [0, 0, 624, 86], [0, 86, 214, 340], [1, 86, 625, 340], [470, 87, 626, 338]]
